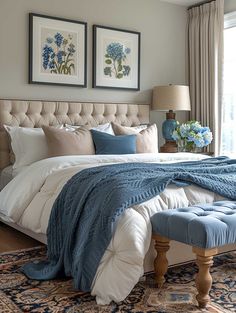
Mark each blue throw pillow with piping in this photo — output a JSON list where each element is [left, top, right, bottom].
[[91, 129, 136, 155]]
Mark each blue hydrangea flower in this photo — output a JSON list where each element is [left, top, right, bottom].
[[125, 47, 131, 54], [54, 32, 63, 47], [46, 37, 53, 44], [179, 124, 191, 138], [192, 133, 205, 148], [49, 61, 55, 69], [187, 130, 196, 142], [57, 50, 64, 64], [200, 126, 210, 133], [68, 43, 76, 55], [190, 121, 201, 132], [172, 130, 181, 141], [106, 42, 125, 61], [202, 131, 213, 145], [42, 45, 53, 69], [172, 120, 212, 149]]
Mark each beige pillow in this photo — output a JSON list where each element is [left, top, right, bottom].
[[111, 122, 158, 153], [42, 126, 95, 157]]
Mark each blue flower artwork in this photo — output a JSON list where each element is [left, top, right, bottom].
[[41, 30, 77, 75], [104, 42, 131, 79]]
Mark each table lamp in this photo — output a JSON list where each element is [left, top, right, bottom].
[[152, 85, 191, 153]]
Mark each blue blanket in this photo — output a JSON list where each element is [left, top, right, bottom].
[[22, 156, 236, 291]]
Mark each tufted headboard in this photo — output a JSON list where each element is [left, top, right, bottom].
[[0, 99, 150, 170]]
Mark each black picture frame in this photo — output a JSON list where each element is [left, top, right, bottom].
[[93, 25, 140, 91], [29, 13, 87, 87]]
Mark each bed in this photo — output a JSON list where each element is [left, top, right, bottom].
[[0, 99, 235, 304]]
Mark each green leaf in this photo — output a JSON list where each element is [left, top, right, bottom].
[[105, 59, 112, 64], [105, 54, 110, 58], [67, 63, 74, 74], [117, 73, 123, 79], [104, 66, 112, 76], [118, 64, 122, 72], [54, 61, 60, 72], [64, 59, 73, 68], [58, 61, 65, 73], [69, 63, 75, 72]]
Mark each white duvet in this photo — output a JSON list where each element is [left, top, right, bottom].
[[0, 153, 225, 304]]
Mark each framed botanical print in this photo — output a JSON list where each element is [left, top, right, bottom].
[[29, 13, 87, 87], [93, 25, 140, 90]]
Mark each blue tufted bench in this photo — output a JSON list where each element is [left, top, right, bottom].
[[151, 200, 236, 309]]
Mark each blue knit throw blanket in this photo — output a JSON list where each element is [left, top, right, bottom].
[[22, 157, 236, 291]]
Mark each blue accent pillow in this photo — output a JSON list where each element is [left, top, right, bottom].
[[91, 129, 136, 155]]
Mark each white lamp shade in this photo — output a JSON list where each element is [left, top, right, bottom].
[[152, 85, 191, 111]]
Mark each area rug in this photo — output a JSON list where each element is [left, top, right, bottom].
[[0, 246, 235, 313]]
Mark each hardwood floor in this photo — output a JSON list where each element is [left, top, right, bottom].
[[0, 222, 43, 253]]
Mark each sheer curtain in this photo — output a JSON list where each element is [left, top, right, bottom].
[[221, 13, 236, 156], [188, 0, 224, 155]]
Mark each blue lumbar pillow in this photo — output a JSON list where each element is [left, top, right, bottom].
[[91, 129, 136, 155]]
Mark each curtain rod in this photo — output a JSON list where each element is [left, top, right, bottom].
[[187, 0, 215, 10]]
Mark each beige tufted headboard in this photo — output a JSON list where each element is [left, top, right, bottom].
[[0, 99, 150, 170]]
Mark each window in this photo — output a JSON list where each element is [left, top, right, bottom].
[[221, 12, 236, 156]]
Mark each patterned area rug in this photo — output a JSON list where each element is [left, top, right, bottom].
[[0, 246, 235, 313]]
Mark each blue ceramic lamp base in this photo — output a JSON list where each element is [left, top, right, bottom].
[[160, 110, 178, 153]]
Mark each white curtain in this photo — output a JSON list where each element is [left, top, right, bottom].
[[188, 0, 224, 155], [221, 14, 236, 156]]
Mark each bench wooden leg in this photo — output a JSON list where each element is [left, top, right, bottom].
[[192, 247, 218, 309], [153, 234, 170, 288]]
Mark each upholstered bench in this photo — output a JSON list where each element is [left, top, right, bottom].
[[151, 201, 236, 308]]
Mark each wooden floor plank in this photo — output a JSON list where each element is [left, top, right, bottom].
[[0, 222, 43, 253]]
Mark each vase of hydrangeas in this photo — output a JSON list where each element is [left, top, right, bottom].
[[172, 121, 213, 152]]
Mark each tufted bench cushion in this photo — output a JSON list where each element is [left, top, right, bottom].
[[151, 200, 236, 308], [151, 201, 236, 249]]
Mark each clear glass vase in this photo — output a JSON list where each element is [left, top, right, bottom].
[[177, 140, 201, 153]]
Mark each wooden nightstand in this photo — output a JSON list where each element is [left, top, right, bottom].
[[198, 152, 214, 156], [159, 151, 214, 156]]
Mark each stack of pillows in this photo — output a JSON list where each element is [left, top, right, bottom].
[[4, 122, 158, 170]]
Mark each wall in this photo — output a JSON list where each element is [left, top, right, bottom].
[[0, 0, 188, 145], [225, 0, 236, 13]]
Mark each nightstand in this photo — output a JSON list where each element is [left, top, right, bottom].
[[198, 152, 214, 156], [159, 151, 214, 156]]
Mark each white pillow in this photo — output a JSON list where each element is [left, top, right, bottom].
[[65, 123, 115, 135], [4, 126, 49, 169], [120, 124, 148, 133], [93, 123, 115, 135]]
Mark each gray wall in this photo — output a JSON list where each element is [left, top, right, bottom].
[[0, 0, 188, 144]]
